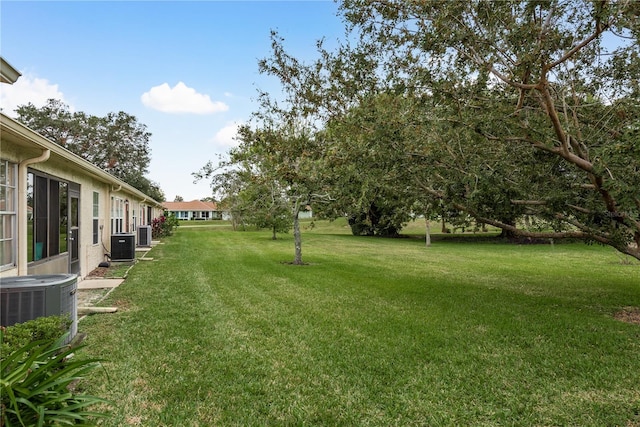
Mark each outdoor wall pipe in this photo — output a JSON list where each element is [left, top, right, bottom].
[[18, 149, 50, 275]]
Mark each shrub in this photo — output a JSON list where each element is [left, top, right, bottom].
[[1, 331, 110, 426], [1, 315, 71, 358], [152, 211, 179, 239]]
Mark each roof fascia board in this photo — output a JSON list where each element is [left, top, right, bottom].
[[0, 57, 21, 84]]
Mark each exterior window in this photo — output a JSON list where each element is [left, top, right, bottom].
[[111, 197, 124, 233], [59, 182, 68, 254], [92, 192, 99, 244], [27, 171, 69, 262], [0, 160, 17, 269]]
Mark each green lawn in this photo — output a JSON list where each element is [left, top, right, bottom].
[[79, 219, 640, 426]]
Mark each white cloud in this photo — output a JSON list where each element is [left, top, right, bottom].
[[212, 122, 242, 148], [141, 82, 228, 114], [0, 74, 67, 117]]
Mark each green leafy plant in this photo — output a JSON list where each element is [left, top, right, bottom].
[[1, 331, 110, 426], [1, 315, 71, 357], [152, 211, 179, 239]]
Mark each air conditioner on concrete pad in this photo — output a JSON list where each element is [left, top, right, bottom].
[[137, 225, 152, 247], [111, 234, 136, 261]]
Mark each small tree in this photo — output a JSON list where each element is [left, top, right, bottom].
[[233, 124, 329, 264], [195, 158, 289, 237]]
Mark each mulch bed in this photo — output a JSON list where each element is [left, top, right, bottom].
[[86, 267, 109, 278]]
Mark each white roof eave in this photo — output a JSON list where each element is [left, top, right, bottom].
[[0, 57, 21, 84]]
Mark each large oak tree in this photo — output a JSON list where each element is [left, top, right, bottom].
[[262, 0, 639, 260], [336, 0, 640, 259]]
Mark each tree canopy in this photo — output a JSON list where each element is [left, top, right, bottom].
[[195, 152, 292, 237], [16, 99, 165, 202], [199, 0, 639, 261], [196, 117, 330, 264], [335, 0, 640, 258]]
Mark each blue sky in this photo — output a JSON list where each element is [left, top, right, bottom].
[[1, 0, 345, 201]]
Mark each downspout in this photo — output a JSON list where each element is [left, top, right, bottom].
[[18, 149, 51, 275]]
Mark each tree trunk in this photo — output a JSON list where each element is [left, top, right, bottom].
[[272, 225, 277, 240], [293, 211, 303, 265], [425, 216, 431, 247], [498, 219, 517, 239]]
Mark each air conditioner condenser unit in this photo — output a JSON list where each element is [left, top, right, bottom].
[[137, 225, 152, 247], [0, 274, 78, 344], [111, 234, 136, 261]]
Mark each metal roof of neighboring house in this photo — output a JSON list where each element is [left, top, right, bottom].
[[163, 200, 218, 211]]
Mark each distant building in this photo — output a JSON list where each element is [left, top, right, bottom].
[[163, 200, 222, 220]]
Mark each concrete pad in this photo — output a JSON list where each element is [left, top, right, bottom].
[[78, 278, 124, 289]]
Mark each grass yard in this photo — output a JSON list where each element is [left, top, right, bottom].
[[79, 219, 640, 426]]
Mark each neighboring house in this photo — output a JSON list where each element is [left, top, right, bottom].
[[162, 199, 312, 222], [162, 200, 222, 220], [298, 206, 313, 219], [0, 57, 164, 279]]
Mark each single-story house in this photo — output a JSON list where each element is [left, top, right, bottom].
[[1, 57, 164, 279], [163, 200, 222, 220], [163, 200, 313, 221]]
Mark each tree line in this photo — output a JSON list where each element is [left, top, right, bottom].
[[15, 99, 165, 202], [197, 0, 640, 263]]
